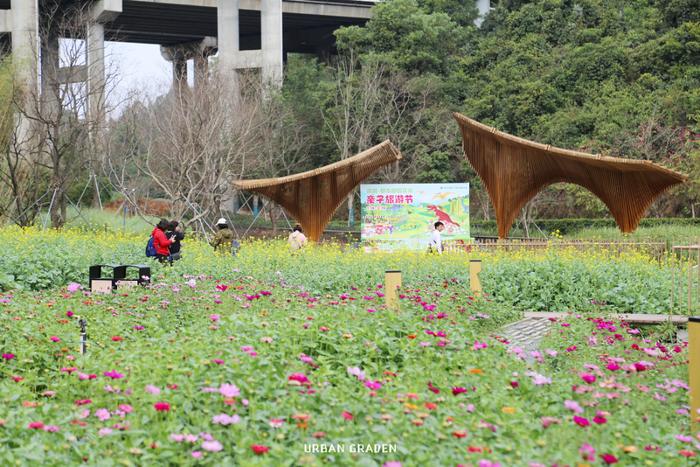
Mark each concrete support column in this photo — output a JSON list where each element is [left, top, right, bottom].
[[261, 0, 283, 86], [217, 0, 240, 87], [40, 33, 60, 118], [11, 0, 38, 87], [86, 21, 105, 124]]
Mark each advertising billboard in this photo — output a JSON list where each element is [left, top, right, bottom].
[[360, 183, 470, 251]]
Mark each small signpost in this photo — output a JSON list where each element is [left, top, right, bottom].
[[469, 259, 482, 295], [690, 317, 700, 432], [385, 270, 402, 311]]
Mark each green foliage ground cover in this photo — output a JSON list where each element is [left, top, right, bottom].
[[0, 260, 694, 465], [0, 227, 690, 315]]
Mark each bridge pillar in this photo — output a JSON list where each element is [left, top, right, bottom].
[[217, 0, 240, 89], [10, 0, 38, 150], [261, 0, 283, 87], [160, 37, 217, 92]]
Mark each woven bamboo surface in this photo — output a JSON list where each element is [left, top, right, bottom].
[[233, 140, 402, 242], [454, 113, 687, 238]]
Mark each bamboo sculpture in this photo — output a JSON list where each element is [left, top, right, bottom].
[[454, 113, 687, 238], [233, 140, 402, 242]]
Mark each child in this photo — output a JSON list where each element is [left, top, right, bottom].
[[428, 221, 445, 254]]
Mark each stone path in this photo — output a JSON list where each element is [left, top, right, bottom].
[[498, 317, 552, 353]]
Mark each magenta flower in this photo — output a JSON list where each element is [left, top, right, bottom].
[[219, 383, 240, 398], [580, 373, 596, 384], [364, 380, 382, 390], [28, 421, 44, 430], [600, 453, 618, 464], [573, 416, 590, 427], [473, 341, 488, 350], [154, 402, 171, 412], [49, 336, 61, 343], [103, 370, 124, 379], [209, 314, 220, 322], [260, 290, 271, 296], [593, 414, 608, 425], [2, 353, 15, 360], [383, 462, 402, 467], [606, 362, 620, 371], [66, 311, 74, 317], [452, 386, 468, 396], [288, 373, 310, 385]]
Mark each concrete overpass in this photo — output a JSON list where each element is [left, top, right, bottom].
[[0, 0, 490, 111]]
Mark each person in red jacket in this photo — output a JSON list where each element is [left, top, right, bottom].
[[151, 219, 175, 263]]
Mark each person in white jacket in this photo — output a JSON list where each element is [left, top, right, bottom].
[[428, 221, 445, 254]]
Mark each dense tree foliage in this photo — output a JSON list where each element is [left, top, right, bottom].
[[282, 0, 699, 221]]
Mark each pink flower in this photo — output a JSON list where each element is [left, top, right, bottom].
[[526, 371, 552, 385], [103, 370, 124, 379], [95, 408, 111, 421], [43, 425, 60, 432], [66, 311, 74, 317], [269, 418, 285, 428], [367, 308, 377, 313], [145, 385, 161, 395], [260, 290, 271, 296], [299, 354, 314, 365], [212, 359, 225, 365], [347, 367, 366, 381], [565, 400, 583, 414], [119, 404, 133, 413], [212, 414, 240, 425], [67, 282, 81, 293], [219, 383, 240, 398], [593, 414, 607, 424], [580, 373, 596, 384], [50, 336, 61, 343], [74, 399, 92, 406], [98, 428, 113, 437], [28, 421, 44, 429], [154, 402, 171, 412], [428, 381, 440, 394], [191, 451, 202, 459], [209, 314, 220, 322], [452, 387, 468, 396], [606, 362, 620, 371], [573, 416, 590, 427], [600, 453, 618, 464], [541, 417, 560, 428], [383, 462, 402, 467], [2, 353, 15, 360], [473, 341, 488, 350], [342, 411, 353, 421], [202, 440, 223, 452], [580, 443, 596, 462], [216, 284, 228, 292]]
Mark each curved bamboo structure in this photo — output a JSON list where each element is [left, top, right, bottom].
[[233, 140, 402, 242], [454, 113, 687, 238]]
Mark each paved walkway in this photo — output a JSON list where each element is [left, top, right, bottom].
[[498, 317, 552, 353], [497, 312, 689, 353]]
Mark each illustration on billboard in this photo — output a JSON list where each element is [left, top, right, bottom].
[[360, 183, 470, 251]]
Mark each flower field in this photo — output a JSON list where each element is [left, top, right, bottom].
[[0, 227, 697, 465]]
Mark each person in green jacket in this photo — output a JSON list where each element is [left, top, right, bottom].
[[210, 218, 235, 253]]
